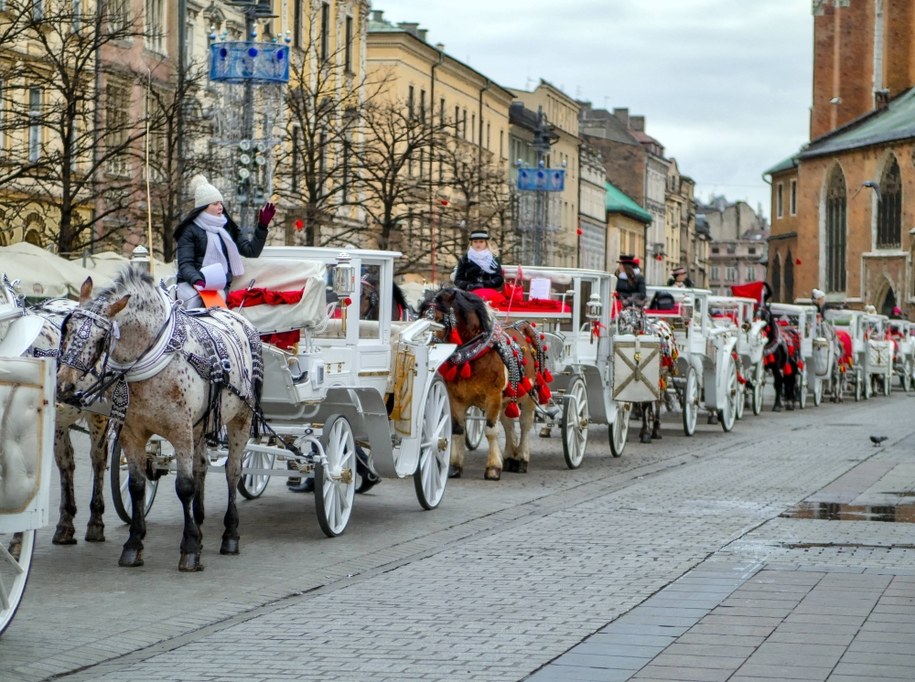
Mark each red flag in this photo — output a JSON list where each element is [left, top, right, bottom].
[[730, 281, 768, 304]]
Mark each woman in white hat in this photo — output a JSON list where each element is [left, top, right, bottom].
[[174, 175, 275, 306], [453, 229, 504, 293]]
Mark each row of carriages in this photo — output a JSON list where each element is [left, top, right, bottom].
[[2, 248, 914, 633]]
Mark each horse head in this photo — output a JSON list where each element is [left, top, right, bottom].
[[420, 287, 491, 345], [360, 273, 413, 321]]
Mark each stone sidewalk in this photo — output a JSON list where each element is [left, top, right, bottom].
[[529, 444, 915, 682]]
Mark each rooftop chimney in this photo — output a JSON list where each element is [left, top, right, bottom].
[[629, 115, 645, 132], [435, 42, 445, 52], [370, 9, 383, 23], [612, 107, 629, 127], [417, 28, 428, 42]]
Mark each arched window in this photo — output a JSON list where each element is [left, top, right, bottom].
[[771, 253, 782, 302], [785, 250, 795, 303], [876, 156, 901, 248], [825, 166, 847, 292]]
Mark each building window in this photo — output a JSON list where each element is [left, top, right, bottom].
[[784, 250, 794, 302], [108, 0, 129, 32], [789, 178, 797, 216], [771, 255, 782, 302], [71, 0, 82, 30], [419, 89, 425, 123], [145, 0, 165, 53], [825, 166, 847, 292], [876, 156, 901, 249], [104, 81, 130, 176], [293, 0, 302, 48], [439, 98, 445, 129], [407, 86, 414, 118], [776, 182, 784, 219], [0, 79, 5, 156], [28, 87, 41, 163], [344, 16, 353, 73], [32, 0, 43, 20], [291, 124, 301, 188], [320, 2, 329, 60]]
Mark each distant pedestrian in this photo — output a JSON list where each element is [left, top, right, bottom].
[[667, 267, 693, 288]]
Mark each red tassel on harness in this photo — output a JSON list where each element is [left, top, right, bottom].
[[518, 376, 533, 395], [440, 362, 458, 382], [544, 369, 553, 383], [449, 328, 462, 345], [460, 362, 472, 379], [783, 363, 793, 376], [504, 401, 520, 419], [538, 385, 552, 404], [504, 384, 517, 398]]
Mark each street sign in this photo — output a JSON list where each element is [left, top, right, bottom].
[[517, 168, 565, 192]]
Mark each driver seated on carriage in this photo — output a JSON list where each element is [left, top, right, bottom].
[[614, 255, 646, 307], [452, 230, 505, 303]]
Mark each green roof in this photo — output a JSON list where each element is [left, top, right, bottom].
[[763, 154, 799, 177], [800, 87, 915, 159], [605, 182, 651, 223]]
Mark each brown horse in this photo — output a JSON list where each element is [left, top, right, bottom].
[[420, 287, 551, 480]]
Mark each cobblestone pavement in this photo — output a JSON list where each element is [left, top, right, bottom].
[[2, 388, 913, 681]]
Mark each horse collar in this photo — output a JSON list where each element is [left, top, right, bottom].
[[107, 289, 178, 382]]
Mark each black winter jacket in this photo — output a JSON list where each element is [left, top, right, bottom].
[[453, 255, 505, 291], [616, 273, 646, 301], [174, 207, 268, 290]]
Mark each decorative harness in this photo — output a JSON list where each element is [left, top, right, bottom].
[[60, 287, 264, 442]]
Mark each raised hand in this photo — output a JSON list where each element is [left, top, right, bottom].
[[258, 201, 276, 228]]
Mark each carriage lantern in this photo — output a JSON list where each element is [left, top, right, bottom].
[[586, 293, 602, 320], [333, 252, 357, 297]]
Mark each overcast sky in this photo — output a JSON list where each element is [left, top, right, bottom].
[[371, 0, 814, 221]]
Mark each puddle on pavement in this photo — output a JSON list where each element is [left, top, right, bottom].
[[780, 501, 915, 523]]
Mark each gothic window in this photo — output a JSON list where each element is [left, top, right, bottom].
[[771, 253, 781, 302], [825, 166, 847, 292], [876, 156, 901, 248], [785, 250, 794, 303]]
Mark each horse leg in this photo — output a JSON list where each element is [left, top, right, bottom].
[[117, 455, 148, 568], [449, 407, 465, 478], [651, 401, 663, 440], [516, 398, 535, 473], [220, 415, 249, 556], [484, 420, 504, 480], [785, 370, 796, 410], [772, 371, 784, 411], [502, 403, 520, 472], [192, 438, 207, 527], [52, 423, 78, 545], [84, 416, 108, 543], [639, 403, 652, 443]]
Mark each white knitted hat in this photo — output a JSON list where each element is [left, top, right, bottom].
[[190, 174, 224, 208]]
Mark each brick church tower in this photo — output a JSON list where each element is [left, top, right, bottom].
[[810, 0, 915, 140]]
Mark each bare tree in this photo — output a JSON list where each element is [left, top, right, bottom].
[[0, 1, 156, 255]]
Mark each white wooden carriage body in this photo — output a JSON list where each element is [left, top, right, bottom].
[[645, 287, 741, 433], [861, 314, 894, 392], [887, 319, 915, 390]]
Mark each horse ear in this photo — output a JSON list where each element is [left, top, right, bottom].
[[79, 277, 94, 304], [107, 294, 131, 318]]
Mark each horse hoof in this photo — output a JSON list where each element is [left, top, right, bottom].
[[85, 527, 106, 543], [786, 404, 795, 411], [52, 528, 76, 545], [448, 465, 462, 479], [118, 549, 144, 567], [517, 461, 528, 474], [640, 434, 652, 444], [773, 404, 782, 412], [220, 538, 239, 555], [178, 554, 203, 572], [484, 467, 502, 480], [539, 427, 551, 438], [652, 433, 662, 440], [287, 478, 314, 493], [504, 458, 519, 473]]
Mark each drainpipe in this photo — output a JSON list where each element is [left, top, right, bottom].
[[477, 78, 491, 230], [429, 45, 444, 280]]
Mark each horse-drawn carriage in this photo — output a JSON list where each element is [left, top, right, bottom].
[[708, 295, 768, 416], [862, 313, 894, 397], [644, 286, 741, 435], [767, 303, 818, 408], [824, 309, 868, 401], [67, 248, 456, 564], [479, 265, 635, 465], [887, 318, 915, 391], [0, 284, 56, 635]]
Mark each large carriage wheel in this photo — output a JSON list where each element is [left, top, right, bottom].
[[609, 402, 630, 458], [237, 445, 276, 500], [813, 376, 824, 406], [414, 376, 451, 510], [561, 375, 589, 469], [751, 363, 765, 416], [464, 406, 485, 451], [0, 530, 35, 636], [718, 360, 738, 433], [797, 371, 808, 409], [314, 415, 356, 537], [682, 367, 699, 437], [109, 433, 160, 524]]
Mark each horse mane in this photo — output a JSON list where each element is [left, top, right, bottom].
[[93, 266, 155, 302], [450, 288, 493, 337]]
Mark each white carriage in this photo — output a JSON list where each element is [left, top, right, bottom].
[[645, 287, 741, 435], [474, 266, 636, 466], [862, 313, 894, 397], [709, 295, 768, 416], [887, 318, 915, 392], [111, 248, 455, 538], [768, 303, 818, 408], [824, 309, 868, 401], [0, 285, 56, 635]]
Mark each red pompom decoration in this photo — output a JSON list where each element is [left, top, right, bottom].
[[544, 369, 553, 383], [504, 402, 520, 419], [440, 362, 458, 382], [295, 219, 304, 230], [460, 362, 472, 379], [449, 328, 462, 345], [519, 376, 533, 394], [538, 386, 552, 404], [521, 357, 527, 366], [783, 363, 793, 376], [504, 384, 517, 398], [539, 333, 545, 340]]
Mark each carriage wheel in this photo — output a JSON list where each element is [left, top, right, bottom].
[[609, 402, 630, 458], [863, 371, 871, 400], [237, 445, 276, 500], [464, 406, 485, 451], [884, 371, 892, 397], [798, 372, 808, 410], [315, 415, 356, 537], [0, 530, 35, 636], [751, 363, 764, 416], [718, 360, 738, 433], [561, 375, 589, 469], [109, 433, 160, 524], [414, 376, 451, 510], [682, 368, 699, 437], [854, 371, 862, 402], [813, 376, 824, 406]]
